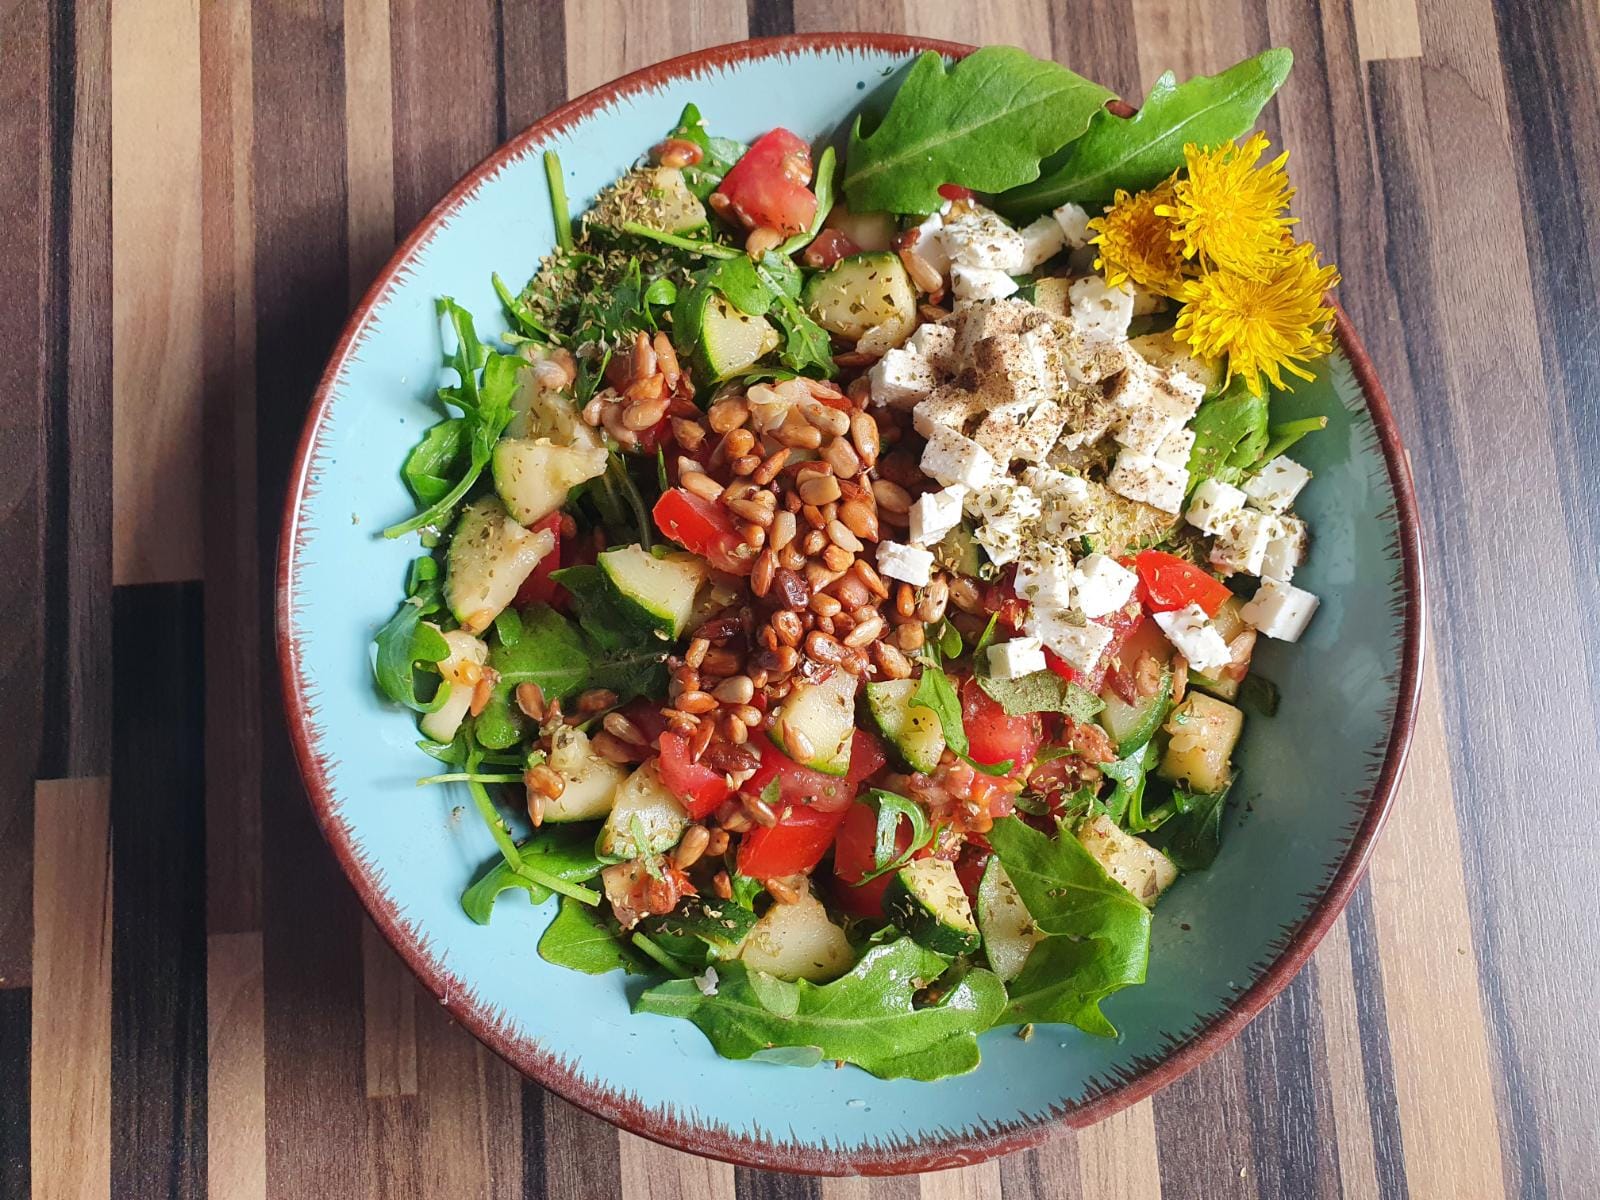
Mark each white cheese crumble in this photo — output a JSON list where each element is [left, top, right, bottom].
[[988, 636, 1046, 680], [1242, 455, 1312, 513], [1070, 553, 1138, 619], [909, 484, 967, 547], [877, 540, 934, 587], [1153, 603, 1233, 674], [1240, 577, 1319, 641], [921, 425, 997, 491]]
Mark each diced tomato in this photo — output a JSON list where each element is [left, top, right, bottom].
[[742, 730, 887, 814], [513, 513, 563, 606], [737, 803, 849, 881], [655, 732, 732, 820], [960, 676, 1043, 771], [802, 228, 860, 270], [652, 488, 751, 576], [938, 183, 975, 201], [1041, 600, 1144, 694], [829, 800, 918, 919], [616, 698, 668, 745], [1134, 550, 1231, 616], [714, 128, 817, 235], [980, 574, 1030, 633]]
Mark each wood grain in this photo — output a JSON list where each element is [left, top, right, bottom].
[[621, 1130, 737, 1199], [344, 0, 395, 296], [918, 1161, 1004, 1200], [1308, 916, 1382, 1200], [362, 923, 419, 1098], [30, 777, 112, 1200], [1350, 0, 1421, 61], [208, 932, 267, 1200], [1074, 1101, 1162, 1200]]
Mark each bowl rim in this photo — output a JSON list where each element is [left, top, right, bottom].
[[277, 32, 1426, 1176]]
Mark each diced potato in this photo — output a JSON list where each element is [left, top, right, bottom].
[[1077, 814, 1178, 905], [738, 888, 854, 982], [1158, 692, 1243, 794]]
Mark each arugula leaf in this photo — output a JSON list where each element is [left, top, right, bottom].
[[855, 789, 935, 883], [617, 221, 741, 260], [493, 271, 555, 339], [911, 666, 968, 757], [636, 939, 1007, 1081], [1103, 740, 1160, 830], [1184, 376, 1270, 495], [642, 276, 677, 307], [372, 562, 451, 711], [493, 605, 522, 649], [1150, 781, 1233, 871], [539, 895, 648, 974], [1254, 415, 1328, 467], [987, 817, 1151, 1035], [545, 150, 575, 252], [668, 102, 746, 199], [752, 258, 836, 377], [729, 872, 765, 911], [400, 419, 470, 506], [996, 48, 1293, 217], [1238, 673, 1280, 717], [549, 564, 660, 652], [461, 825, 606, 924], [843, 48, 1114, 215], [976, 669, 1104, 721], [777, 145, 837, 256]]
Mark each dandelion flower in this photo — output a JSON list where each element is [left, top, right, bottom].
[[1087, 182, 1187, 295], [1157, 132, 1297, 278], [1173, 241, 1340, 395]]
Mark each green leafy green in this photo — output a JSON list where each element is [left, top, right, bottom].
[[636, 938, 1006, 1081], [1255, 415, 1328, 467], [854, 789, 935, 883], [996, 48, 1293, 218], [1103, 740, 1161, 830], [616, 221, 741, 260], [1150, 781, 1233, 871], [539, 895, 648, 974], [461, 825, 606, 924], [777, 145, 837, 256], [1185, 376, 1270, 494], [545, 150, 574, 252], [911, 665, 968, 757], [843, 48, 1114, 215], [976, 669, 1104, 722], [986, 817, 1151, 1036], [400, 419, 470, 506], [372, 561, 450, 711], [667, 102, 746, 199]]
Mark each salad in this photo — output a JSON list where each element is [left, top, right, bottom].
[[373, 45, 1337, 1082]]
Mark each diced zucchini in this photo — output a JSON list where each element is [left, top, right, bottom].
[[885, 857, 981, 956], [1032, 275, 1071, 316], [642, 895, 758, 957], [932, 524, 982, 578], [824, 205, 897, 252], [445, 496, 556, 633], [771, 668, 856, 776], [504, 351, 582, 441], [865, 679, 945, 773], [691, 292, 780, 381], [1098, 670, 1171, 753], [492, 433, 607, 526], [802, 252, 916, 347], [1129, 330, 1224, 395], [589, 165, 707, 234], [417, 627, 488, 744], [596, 762, 689, 861], [738, 889, 855, 982], [598, 544, 707, 639], [1076, 814, 1178, 906], [976, 857, 1042, 982], [542, 727, 627, 822], [1157, 692, 1244, 794]]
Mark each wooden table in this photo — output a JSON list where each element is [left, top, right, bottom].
[[4, 0, 1595, 1196]]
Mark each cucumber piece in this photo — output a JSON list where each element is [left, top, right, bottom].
[[976, 857, 1042, 982], [492, 433, 607, 526], [643, 895, 759, 958], [1097, 669, 1172, 753], [417, 627, 488, 744], [885, 857, 981, 955], [1157, 692, 1244, 794], [1076, 814, 1178, 906], [865, 679, 945, 773], [598, 544, 707, 638], [445, 496, 556, 633], [543, 727, 628, 822], [1189, 671, 1241, 702], [771, 667, 856, 776], [590, 166, 707, 234], [738, 890, 855, 982], [596, 762, 689, 861], [802, 252, 916, 345], [932, 523, 982, 579], [825, 205, 897, 252], [694, 292, 780, 381]]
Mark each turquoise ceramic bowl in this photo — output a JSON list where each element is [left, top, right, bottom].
[[279, 35, 1424, 1175]]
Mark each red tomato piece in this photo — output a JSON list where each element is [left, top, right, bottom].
[[715, 128, 817, 235], [737, 803, 849, 881], [742, 730, 886, 814], [960, 676, 1043, 771], [980, 574, 1030, 633], [1134, 550, 1231, 616], [655, 732, 732, 821], [652, 488, 751, 576], [513, 513, 563, 606], [938, 183, 975, 201], [802, 228, 860, 269]]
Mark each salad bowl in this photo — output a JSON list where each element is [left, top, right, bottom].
[[278, 34, 1424, 1174]]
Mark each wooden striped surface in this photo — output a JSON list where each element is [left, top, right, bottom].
[[3, 0, 1596, 1195]]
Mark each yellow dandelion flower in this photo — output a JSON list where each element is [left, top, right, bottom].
[[1087, 181, 1187, 295], [1157, 132, 1297, 279], [1173, 241, 1340, 395]]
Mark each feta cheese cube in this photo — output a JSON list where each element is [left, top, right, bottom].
[[907, 321, 957, 373], [988, 636, 1046, 681], [910, 210, 950, 274], [1017, 216, 1067, 271], [1070, 553, 1138, 619], [1156, 426, 1195, 467], [1056, 332, 1133, 384], [909, 484, 967, 547], [973, 400, 1037, 463], [1028, 607, 1114, 674], [1013, 547, 1075, 609], [941, 208, 1027, 271], [1152, 603, 1233, 674], [1068, 276, 1134, 343], [952, 299, 1029, 362], [1242, 455, 1312, 514], [1261, 515, 1307, 582], [951, 264, 1019, 301], [876, 540, 934, 587], [1010, 397, 1070, 464], [920, 425, 997, 490], [972, 324, 1054, 408], [1052, 202, 1092, 248], [1240, 577, 1319, 641], [1107, 450, 1188, 514], [975, 521, 1024, 565], [1112, 401, 1189, 455], [968, 480, 1042, 526], [1210, 507, 1275, 576], [912, 386, 979, 438], [1186, 478, 1248, 534], [868, 347, 938, 409], [1022, 465, 1089, 503]]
